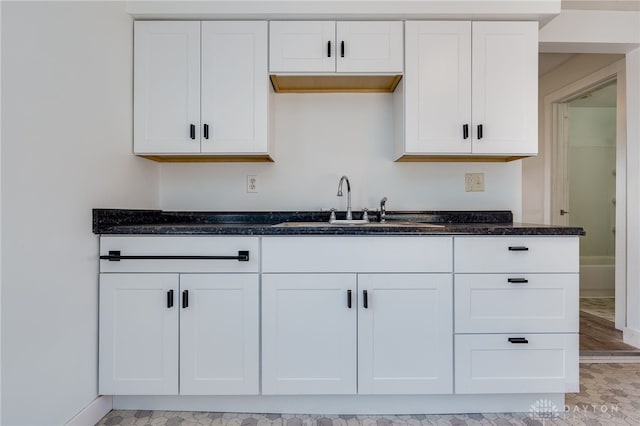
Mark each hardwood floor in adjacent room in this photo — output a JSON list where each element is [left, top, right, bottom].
[[580, 310, 637, 351]]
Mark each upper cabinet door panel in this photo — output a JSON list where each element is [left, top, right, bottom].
[[336, 21, 403, 73], [134, 21, 201, 154], [201, 21, 268, 154], [270, 21, 336, 72], [471, 21, 538, 155], [404, 21, 472, 154]]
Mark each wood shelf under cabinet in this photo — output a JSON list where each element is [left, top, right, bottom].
[[395, 155, 530, 162], [138, 155, 274, 163], [270, 75, 402, 93]]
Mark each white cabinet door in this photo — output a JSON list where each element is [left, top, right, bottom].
[[262, 274, 357, 395], [404, 21, 472, 154], [201, 22, 269, 154], [269, 21, 336, 72], [179, 274, 259, 395], [134, 21, 201, 154], [357, 274, 453, 394], [336, 22, 403, 73], [471, 22, 538, 155], [99, 274, 179, 395]]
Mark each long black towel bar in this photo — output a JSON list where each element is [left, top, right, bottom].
[[100, 250, 249, 262]]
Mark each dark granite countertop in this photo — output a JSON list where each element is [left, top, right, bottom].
[[93, 209, 585, 236]]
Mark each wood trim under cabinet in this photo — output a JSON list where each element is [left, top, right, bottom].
[[270, 75, 402, 93], [138, 155, 274, 163], [395, 155, 530, 162]]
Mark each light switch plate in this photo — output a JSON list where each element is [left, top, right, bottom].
[[465, 173, 485, 192]]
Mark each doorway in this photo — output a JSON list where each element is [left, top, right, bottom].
[[547, 59, 636, 352], [562, 83, 633, 350]]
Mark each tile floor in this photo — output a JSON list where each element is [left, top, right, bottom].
[[580, 298, 615, 323], [97, 363, 640, 426]]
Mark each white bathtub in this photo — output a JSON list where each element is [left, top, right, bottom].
[[580, 255, 615, 297]]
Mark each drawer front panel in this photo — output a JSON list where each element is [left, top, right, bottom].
[[262, 236, 453, 273], [454, 237, 579, 273], [455, 334, 579, 394], [455, 274, 579, 333], [100, 236, 259, 273]]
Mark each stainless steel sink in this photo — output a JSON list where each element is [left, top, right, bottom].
[[272, 221, 445, 228]]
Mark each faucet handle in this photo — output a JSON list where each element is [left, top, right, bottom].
[[329, 208, 337, 222], [362, 208, 369, 222]]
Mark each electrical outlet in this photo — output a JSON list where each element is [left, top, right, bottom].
[[465, 173, 485, 192], [247, 175, 258, 193]]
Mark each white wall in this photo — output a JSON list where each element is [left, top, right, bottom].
[[160, 93, 523, 219], [1, 2, 158, 425], [625, 47, 640, 345]]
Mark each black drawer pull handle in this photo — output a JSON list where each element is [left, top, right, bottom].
[[327, 40, 331, 57], [477, 124, 483, 140], [508, 246, 529, 251], [340, 40, 345, 57], [363, 290, 369, 309], [101, 250, 249, 262], [203, 123, 209, 140], [508, 337, 529, 344], [508, 278, 529, 284], [190, 124, 196, 140], [182, 290, 189, 308], [167, 289, 174, 308], [347, 290, 352, 309], [463, 124, 469, 140]]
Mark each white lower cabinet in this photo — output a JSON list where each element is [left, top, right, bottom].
[[358, 274, 453, 394], [180, 274, 259, 395], [455, 334, 579, 394], [99, 273, 179, 395], [261, 273, 453, 395], [99, 273, 259, 395], [99, 235, 579, 403], [453, 236, 580, 395], [261, 274, 357, 395]]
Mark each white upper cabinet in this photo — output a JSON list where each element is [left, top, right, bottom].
[[404, 21, 472, 154], [134, 21, 201, 154], [200, 22, 269, 155], [270, 21, 403, 73], [269, 21, 336, 72], [336, 21, 403, 73], [399, 21, 538, 159], [134, 21, 271, 159], [471, 22, 538, 155]]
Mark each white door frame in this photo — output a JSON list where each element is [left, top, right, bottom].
[[545, 59, 627, 330]]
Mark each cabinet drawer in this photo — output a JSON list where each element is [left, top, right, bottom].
[[455, 274, 579, 333], [262, 236, 452, 273], [455, 334, 579, 394], [100, 236, 259, 273], [454, 237, 579, 273]]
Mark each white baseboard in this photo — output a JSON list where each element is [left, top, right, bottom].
[[113, 394, 564, 415], [623, 327, 640, 348], [65, 395, 112, 426]]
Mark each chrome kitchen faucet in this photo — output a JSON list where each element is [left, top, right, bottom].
[[337, 175, 353, 220], [380, 196, 388, 223]]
